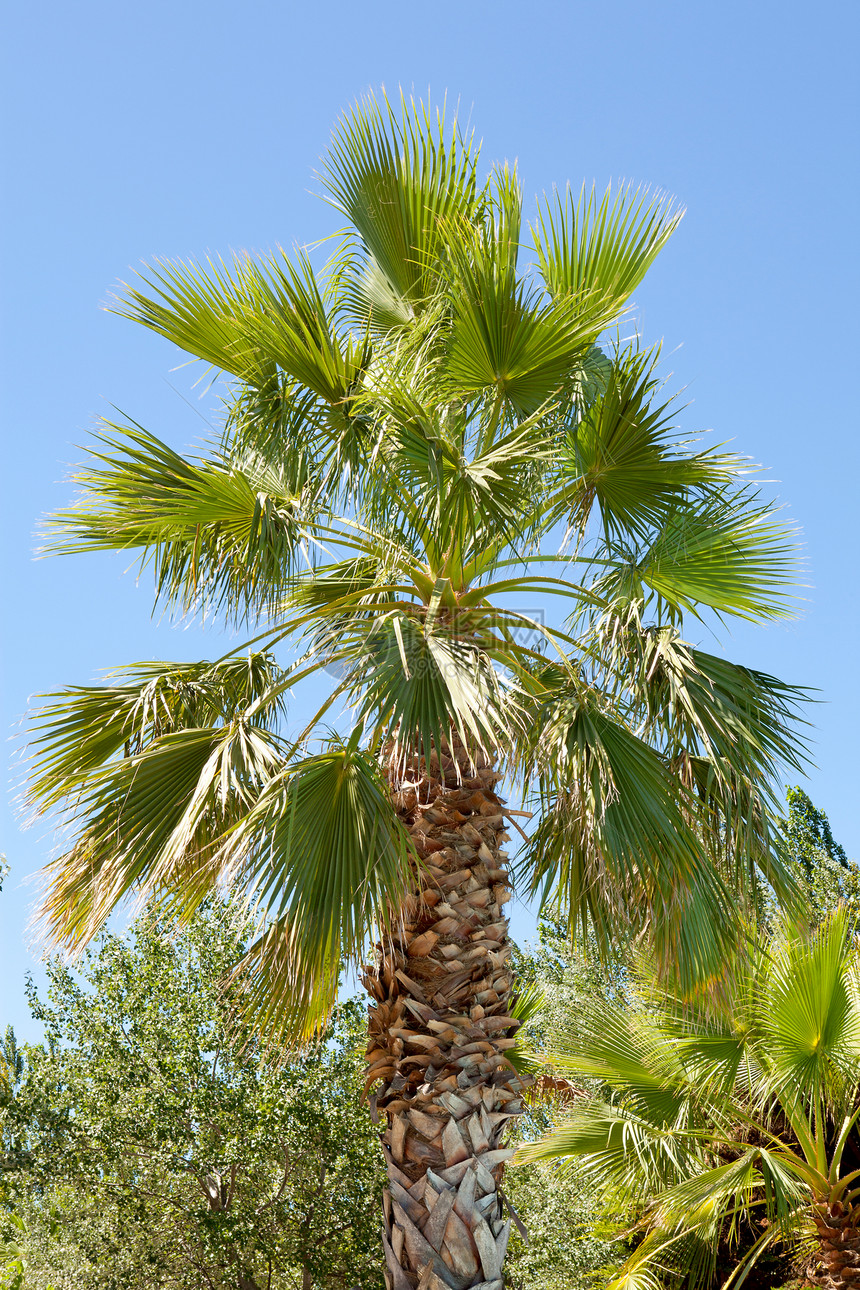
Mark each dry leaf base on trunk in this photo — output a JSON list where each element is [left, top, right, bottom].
[[811, 1204, 860, 1290], [363, 759, 530, 1290]]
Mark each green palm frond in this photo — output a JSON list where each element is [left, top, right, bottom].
[[288, 555, 390, 613], [615, 627, 809, 778], [510, 979, 545, 1027], [36, 721, 285, 949], [533, 181, 683, 315], [505, 980, 545, 1075], [607, 1237, 681, 1290], [761, 910, 860, 1110], [595, 623, 809, 897], [244, 247, 373, 406], [224, 740, 417, 1041], [652, 1149, 809, 1251], [112, 252, 270, 383], [353, 612, 518, 769], [442, 210, 617, 417], [517, 918, 860, 1290], [115, 248, 371, 409], [636, 490, 801, 621], [552, 1002, 690, 1125], [43, 423, 310, 620], [354, 365, 556, 566], [558, 1105, 700, 1200], [546, 345, 734, 540], [321, 90, 482, 331], [28, 652, 287, 810], [522, 692, 722, 945]]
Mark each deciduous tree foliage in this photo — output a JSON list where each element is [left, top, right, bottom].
[[781, 788, 860, 927], [25, 92, 807, 1288], [0, 903, 385, 1289]]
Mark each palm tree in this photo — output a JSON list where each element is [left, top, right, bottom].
[[518, 911, 860, 1290], [27, 93, 805, 1290]]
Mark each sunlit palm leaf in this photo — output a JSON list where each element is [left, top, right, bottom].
[[43, 423, 309, 619], [598, 623, 809, 896], [618, 627, 809, 779], [442, 212, 617, 416], [762, 910, 860, 1110], [321, 91, 482, 329], [28, 652, 288, 809], [116, 249, 371, 409], [224, 741, 417, 1041], [113, 253, 270, 382], [533, 182, 683, 315], [652, 1150, 808, 1243], [546, 345, 735, 539], [37, 722, 284, 949], [244, 248, 372, 406], [637, 491, 800, 621], [352, 612, 517, 769], [522, 691, 731, 976]]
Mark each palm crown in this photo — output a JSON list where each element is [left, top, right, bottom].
[[29, 93, 804, 1045]]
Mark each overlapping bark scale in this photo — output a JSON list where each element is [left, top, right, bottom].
[[363, 749, 528, 1290]]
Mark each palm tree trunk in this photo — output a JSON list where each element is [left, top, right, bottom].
[[362, 747, 529, 1290], [811, 1203, 860, 1290]]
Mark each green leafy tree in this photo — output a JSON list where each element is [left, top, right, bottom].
[[25, 92, 806, 1287], [501, 1153, 627, 1290], [781, 788, 860, 925], [0, 902, 386, 1289], [518, 909, 860, 1290]]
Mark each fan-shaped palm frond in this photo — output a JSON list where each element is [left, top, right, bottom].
[[320, 91, 482, 332], [636, 490, 800, 622], [442, 209, 619, 416], [28, 652, 287, 809], [44, 423, 313, 621], [532, 181, 683, 317], [761, 914, 860, 1112], [116, 248, 372, 409], [37, 722, 284, 948], [352, 612, 519, 768], [224, 739, 417, 1041], [545, 344, 734, 542], [518, 914, 860, 1290]]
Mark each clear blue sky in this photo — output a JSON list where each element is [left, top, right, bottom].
[[2, 0, 858, 1041]]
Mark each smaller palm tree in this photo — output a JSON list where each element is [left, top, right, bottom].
[[517, 909, 860, 1290]]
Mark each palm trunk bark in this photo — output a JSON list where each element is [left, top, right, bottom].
[[362, 746, 529, 1290], [811, 1203, 860, 1289]]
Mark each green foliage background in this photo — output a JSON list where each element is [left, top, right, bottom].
[[1, 903, 385, 1289], [0, 897, 631, 1290]]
